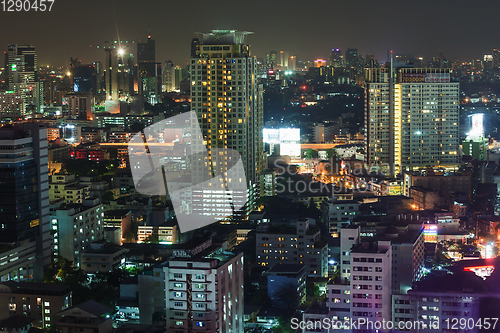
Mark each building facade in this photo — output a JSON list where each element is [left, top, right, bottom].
[[163, 248, 244, 333], [190, 30, 264, 219], [365, 67, 459, 175]]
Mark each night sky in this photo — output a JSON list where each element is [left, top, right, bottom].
[[1, 0, 499, 67]]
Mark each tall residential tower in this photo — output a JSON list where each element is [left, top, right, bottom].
[[190, 30, 264, 219], [364, 66, 459, 175]]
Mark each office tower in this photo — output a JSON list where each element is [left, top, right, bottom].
[[162, 60, 175, 92], [364, 67, 459, 175], [174, 66, 182, 91], [164, 247, 244, 332], [279, 50, 289, 69], [72, 63, 95, 93], [288, 55, 297, 71], [93, 61, 105, 103], [4, 44, 43, 115], [4, 44, 37, 86], [104, 47, 134, 101], [266, 50, 277, 65], [0, 123, 50, 281], [190, 30, 264, 219], [330, 48, 342, 67], [63, 93, 92, 120], [366, 54, 375, 68], [345, 48, 357, 66], [137, 34, 158, 104]]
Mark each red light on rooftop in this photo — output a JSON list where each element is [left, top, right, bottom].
[[302, 86, 306, 90]]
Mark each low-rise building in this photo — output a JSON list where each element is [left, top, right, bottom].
[[49, 174, 89, 204], [80, 242, 129, 273], [162, 246, 244, 333], [267, 264, 306, 308], [0, 281, 72, 330], [256, 218, 328, 277], [56, 300, 112, 333], [50, 198, 104, 268]]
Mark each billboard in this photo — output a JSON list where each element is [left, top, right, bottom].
[[280, 143, 301, 157], [400, 72, 450, 83], [263, 129, 280, 144], [468, 113, 484, 137], [279, 128, 300, 143]]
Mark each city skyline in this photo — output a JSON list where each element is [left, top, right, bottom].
[[2, 0, 500, 67]]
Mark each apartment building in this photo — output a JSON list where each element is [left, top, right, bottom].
[[256, 218, 328, 277]]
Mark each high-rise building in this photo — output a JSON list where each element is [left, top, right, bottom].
[[104, 47, 134, 101], [50, 198, 104, 268], [4, 44, 37, 86], [137, 34, 159, 104], [288, 55, 297, 71], [4, 44, 43, 115], [364, 66, 459, 175], [72, 63, 95, 93], [330, 48, 342, 67], [62, 93, 92, 120], [0, 123, 51, 281], [345, 48, 358, 66], [174, 66, 182, 91], [162, 60, 175, 92], [492, 48, 500, 68], [190, 30, 264, 219], [350, 240, 392, 325], [279, 50, 289, 69], [163, 246, 244, 332], [256, 219, 328, 277], [266, 50, 277, 65]]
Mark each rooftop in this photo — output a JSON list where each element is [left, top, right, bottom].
[[267, 264, 306, 274], [0, 282, 71, 296]]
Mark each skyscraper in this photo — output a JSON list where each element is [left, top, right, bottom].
[[4, 44, 37, 86], [266, 50, 277, 65], [279, 50, 289, 69], [104, 47, 134, 101], [0, 123, 50, 281], [137, 34, 159, 104], [4, 44, 43, 115], [330, 48, 342, 67], [288, 55, 297, 71], [162, 60, 175, 92], [346, 48, 358, 67], [190, 30, 264, 219], [364, 66, 459, 175]]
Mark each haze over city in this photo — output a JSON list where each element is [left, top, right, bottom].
[[2, 0, 500, 66]]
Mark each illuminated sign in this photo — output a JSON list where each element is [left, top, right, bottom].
[[263, 129, 280, 144], [280, 143, 301, 157], [468, 113, 484, 138], [11, 64, 17, 71], [423, 224, 438, 235], [464, 265, 495, 279], [279, 128, 300, 142], [400, 72, 450, 83]]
